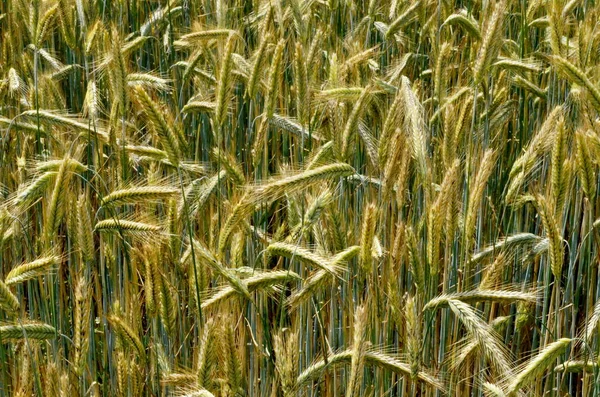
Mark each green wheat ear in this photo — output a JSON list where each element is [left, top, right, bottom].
[[0, 323, 56, 340]]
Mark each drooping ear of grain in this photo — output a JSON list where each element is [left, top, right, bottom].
[[506, 338, 571, 394]]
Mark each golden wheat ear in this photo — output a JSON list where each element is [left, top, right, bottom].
[[5, 255, 60, 285], [100, 185, 178, 208], [107, 313, 146, 362], [425, 298, 513, 378], [133, 85, 182, 166], [0, 279, 20, 312], [505, 338, 572, 394], [273, 328, 299, 397]]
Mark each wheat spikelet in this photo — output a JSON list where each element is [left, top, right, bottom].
[[249, 162, 355, 203], [306, 141, 334, 170], [287, 246, 358, 308], [247, 33, 271, 99], [160, 372, 197, 387], [213, 32, 236, 131], [222, 319, 243, 394], [192, 241, 251, 301], [267, 242, 336, 275], [534, 195, 563, 280], [178, 29, 232, 44], [159, 273, 177, 336], [142, 255, 158, 316], [0, 117, 46, 135], [179, 171, 226, 219], [5, 255, 59, 285], [139, 4, 182, 36], [493, 58, 540, 74], [433, 43, 452, 105], [554, 360, 597, 373], [202, 270, 300, 310], [358, 203, 377, 275], [473, 0, 506, 85], [378, 89, 404, 166], [340, 87, 370, 160], [479, 253, 507, 290], [127, 73, 171, 92], [451, 316, 510, 372], [552, 55, 600, 112], [306, 28, 323, 78], [582, 297, 600, 342], [0, 279, 19, 312], [399, 76, 428, 183], [347, 304, 368, 397], [295, 349, 443, 391], [0, 322, 56, 340], [464, 150, 496, 253], [177, 389, 216, 397], [575, 130, 597, 199], [76, 195, 95, 262], [34, 4, 59, 46], [294, 42, 309, 127], [270, 114, 320, 141], [406, 226, 424, 291], [252, 38, 285, 164], [290, 189, 332, 239], [425, 289, 537, 310], [57, 0, 75, 48], [109, 29, 128, 117], [7, 68, 26, 98], [94, 219, 161, 233], [84, 19, 103, 54], [442, 10, 481, 40], [182, 101, 217, 114], [45, 153, 72, 245], [210, 147, 245, 186], [483, 382, 507, 397], [107, 314, 146, 360], [101, 186, 178, 207], [547, 0, 564, 56], [273, 329, 299, 397], [428, 159, 460, 273], [181, 48, 207, 85], [551, 118, 568, 211], [316, 87, 365, 102], [72, 276, 90, 375], [470, 233, 544, 264], [427, 298, 513, 377], [506, 338, 571, 394], [405, 295, 421, 379], [134, 85, 182, 166], [386, 0, 422, 39], [217, 199, 254, 254], [197, 319, 214, 387], [14, 171, 56, 209], [35, 158, 87, 174]]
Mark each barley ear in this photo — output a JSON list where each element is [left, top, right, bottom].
[[214, 33, 236, 136], [0, 279, 20, 313], [359, 203, 378, 275], [347, 304, 369, 397], [506, 338, 571, 394]]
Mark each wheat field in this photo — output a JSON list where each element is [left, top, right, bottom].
[[1, 0, 600, 396]]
